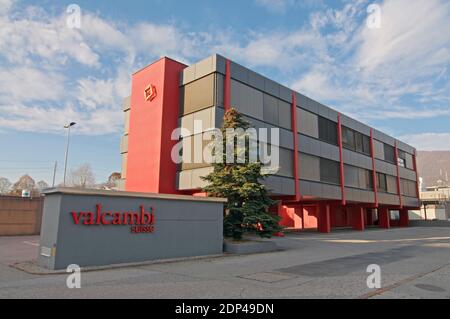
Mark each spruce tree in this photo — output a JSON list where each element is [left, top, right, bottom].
[[202, 108, 282, 240]]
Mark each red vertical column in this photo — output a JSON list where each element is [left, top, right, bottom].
[[318, 203, 331, 233], [366, 209, 374, 226], [413, 149, 420, 199], [399, 208, 409, 227], [378, 207, 390, 228], [337, 114, 346, 206], [370, 129, 378, 207], [394, 141, 403, 208], [291, 91, 300, 202], [224, 59, 231, 112], [351, 207, 365, 231]]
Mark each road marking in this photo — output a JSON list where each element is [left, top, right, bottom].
[[23, 241, 39, 247]]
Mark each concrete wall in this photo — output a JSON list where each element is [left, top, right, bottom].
[[37, 188, 225, 270], [0, 196, 43, 236]]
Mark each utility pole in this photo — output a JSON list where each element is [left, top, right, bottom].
[[63, 122, 76, 186], [52, 161, 57, 187]]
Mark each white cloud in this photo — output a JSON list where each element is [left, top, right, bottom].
[[355, 0, 450, 73], [0, 0, 449, 140], [398, 133, 450, 151], [0, 67, 65, 102], [0, 0, 13, 16], [254, 0, 291, 13]]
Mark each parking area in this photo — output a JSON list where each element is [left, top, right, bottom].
[[0, 227, 450, 298]]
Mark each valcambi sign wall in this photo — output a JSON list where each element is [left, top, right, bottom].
[[38, 188, 225, 270]]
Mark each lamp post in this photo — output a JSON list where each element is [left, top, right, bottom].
[[63, 122, 76, 186]]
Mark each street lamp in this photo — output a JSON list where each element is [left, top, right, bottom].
[[63, 122, 76, 186]]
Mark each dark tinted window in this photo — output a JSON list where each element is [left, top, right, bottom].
[[320, 158, 340, 184], [355, 132, 363, 153], [377, 172, 387, 192], [397, 150, 406, 167], [365, 170, 374, 190], [318, 117, 338, 145], [342, 126, 354, 149], [362, 135, 371, 155], [384, 144, 395, 163], [341, 126, 371, 156]]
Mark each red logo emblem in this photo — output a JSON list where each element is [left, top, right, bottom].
[[144, 84, 157, 102]]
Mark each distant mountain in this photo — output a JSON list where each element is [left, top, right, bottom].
[[417, 151, 450, 188]]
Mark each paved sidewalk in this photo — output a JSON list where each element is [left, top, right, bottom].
[[0, 227, 449, 298]]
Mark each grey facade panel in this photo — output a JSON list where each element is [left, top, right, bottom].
[[299, 152, 320, 182], [278, 148, 294, 178], [298, 108, 319, 138], [213, 54, 226, 75], [230, 61, 249, 83], [248, 70, 265, 91], [373, 129, 395, 146], [397, 140, 415, 155], [122, 96, 131, 111], [279, 85, 291, 103], [231, 80, 264, 120], [322, 184, 341, 200], [195, 56, 216, 80], [265, 78, 280, 97], [403, 196, 420, 208], [124, 109, 130, 135], [297, 93, 319, 114], [264, 176, 283, 195], [399, 167, 417, 181], [216, 74, 224, 107], [281, 177, 295, 195], [378, 193, 400, 206], [263, 93, 279, 126], [278, 99, 291, 130], [120, 135, 128, 154], [279, 129, 294, 150]]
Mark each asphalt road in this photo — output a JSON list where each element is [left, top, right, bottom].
[[0, 227, 450, 298]]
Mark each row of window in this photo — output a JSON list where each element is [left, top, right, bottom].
[[179, 73, 415, 171]]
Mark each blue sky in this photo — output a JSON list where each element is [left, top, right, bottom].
[[1, 0, 450, 185]]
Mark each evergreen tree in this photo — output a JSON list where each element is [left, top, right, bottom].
[[202, 108, 282, 240]]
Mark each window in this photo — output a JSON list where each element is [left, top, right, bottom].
[[345, 165, 374, 190], [362, 135, 371, 155], [320, 158, 340, 184], [386, 175, 398, 194], [377, 172, 387, 192], [401, 179, 417, 197], [384, 144, 395, 163], [365, 170, 374, 190], [355, 131, 363, 153], [318, 117, 338, 145], [341, 126, 371, 156], [344, 165, 359, 188], [397, 150, 406, 167], [342, 126, 354, 150]]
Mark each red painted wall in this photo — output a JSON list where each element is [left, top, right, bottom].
[[278, 205, 317, 229], [125, 58, 186, 194]]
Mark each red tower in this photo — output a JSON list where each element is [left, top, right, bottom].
[[125, 57, 187, 194]]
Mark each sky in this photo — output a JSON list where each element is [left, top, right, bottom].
[[0, 0, 450, 185]]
